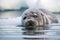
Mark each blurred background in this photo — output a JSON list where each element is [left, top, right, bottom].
[[0, 0, 60, 18]]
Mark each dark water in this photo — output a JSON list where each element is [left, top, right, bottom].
[[0, 10, 60, 40]]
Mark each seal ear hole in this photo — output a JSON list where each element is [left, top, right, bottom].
[[23, 17, 27, 20]]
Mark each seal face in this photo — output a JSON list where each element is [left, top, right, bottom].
[[22, 8, 58, 27]]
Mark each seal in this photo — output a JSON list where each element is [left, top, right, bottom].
[[21, 8, 58, 35], [22, 8, 58, 27]]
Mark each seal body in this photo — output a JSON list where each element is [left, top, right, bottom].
[[22, 8, 58, 35], [22, 8, 58, 27]]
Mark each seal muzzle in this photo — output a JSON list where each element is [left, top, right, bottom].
[[25, 20, 35, 26]]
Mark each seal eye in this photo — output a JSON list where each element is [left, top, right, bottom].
[[23, 17, 27, 20]]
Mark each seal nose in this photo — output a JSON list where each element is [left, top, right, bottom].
[[26, 20, 35, 26]]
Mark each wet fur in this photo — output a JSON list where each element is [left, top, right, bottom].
[[22, 8, 58, 27]]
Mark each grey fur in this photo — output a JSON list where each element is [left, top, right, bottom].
[[21, 8, 58, 27]]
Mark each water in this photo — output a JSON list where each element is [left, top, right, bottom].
[[0, 10, 60, 40]]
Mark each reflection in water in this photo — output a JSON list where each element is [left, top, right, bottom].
[[23, 26, 47, 40], [23, 26, 48, 35]]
